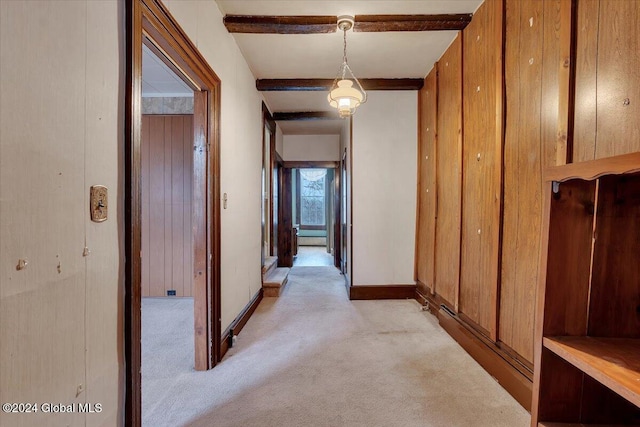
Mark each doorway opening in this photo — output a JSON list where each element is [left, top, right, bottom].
[[292, 168, 336, 267], [276, 161, 340, 269], [140, 40, 196, 416], [126, 0, 221, 424]]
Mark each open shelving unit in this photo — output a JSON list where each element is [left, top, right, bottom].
[[532, 152, 640, 427]]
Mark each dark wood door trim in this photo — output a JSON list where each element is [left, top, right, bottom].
[[278, 167, 293, 267], [262, 103, 277, 257], [333, 164, 341, 269], [126, 0, 221, 424]]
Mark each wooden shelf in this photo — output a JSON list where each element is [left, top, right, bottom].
[[543, 336, 640, 407], [544, 152, 640, 182]]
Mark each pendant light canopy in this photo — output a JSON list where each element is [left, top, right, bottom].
[[328, 16, 367, 118]]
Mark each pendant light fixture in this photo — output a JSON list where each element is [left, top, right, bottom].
[[328, 16, 367, 118]]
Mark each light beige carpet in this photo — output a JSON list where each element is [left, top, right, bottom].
[[142, 266, 530, 426], [294, 246, 334, 266]]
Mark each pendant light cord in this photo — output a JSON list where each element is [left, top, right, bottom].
[[342, 28, 348, 79]]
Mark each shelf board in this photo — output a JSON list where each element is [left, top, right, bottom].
[[543, 336, 640, 407], [545, 152, 640, 182]]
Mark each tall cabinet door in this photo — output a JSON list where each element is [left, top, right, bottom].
[[415, 67, 437, 296], [460, 0, 504, 340], [435, 34, 463, 311]]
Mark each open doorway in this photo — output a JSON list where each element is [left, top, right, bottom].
[[126, 0, 221, 424], [140, 41, 196, 412], [293, 168, 334, 267], [279, 163, 340, 268]]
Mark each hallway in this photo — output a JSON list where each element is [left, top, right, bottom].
[[142, 267, 529, 426], [293, 246, 335, 267]]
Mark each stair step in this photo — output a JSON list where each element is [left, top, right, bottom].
[[263, 267, 290, 297], [262, 256, 278, 276]]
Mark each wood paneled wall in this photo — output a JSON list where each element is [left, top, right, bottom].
[[141, 115, 194, 297], [415, 0, 640, 403], [435, 35, 463, 310], [460, 0, 504, 340], [574, 0, 640, 161], [415, 67, 437, 295]]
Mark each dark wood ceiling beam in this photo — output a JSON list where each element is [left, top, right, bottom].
[[223, 14, 473, 34], [257, 78, 424, 91], [223, 15, 337, 34], [353, 14, 472, 32], [273, 111, 337, 121]]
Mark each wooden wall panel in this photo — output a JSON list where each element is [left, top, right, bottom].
[[435, 35, 463, 310], [541, 0, 572, 167], [574, 0, 640, 161], [142, 114, 194, 297], [460, 0, 504, 339], [573, 0, 601, 162], [415, 67, 437, 295], [499, 0, 544, 363], [593, 0, 640, 158]]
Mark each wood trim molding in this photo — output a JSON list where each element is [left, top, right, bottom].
[[224, 15, 337, 34], [223, 14, 472, 34], [283, 161, 340, 169], [220, 289, 264, 359], [436, 307, 533, 411], [349, 285, 417, 300], [353, 14, 472, 32], [257, 78, 424, 92], [273, 111, 337, 121]]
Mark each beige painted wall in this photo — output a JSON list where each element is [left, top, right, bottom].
[[283, 134, 341, 161], [352, 91, 418, 286], [275, 124, 284, 157], [0, 1, 123, 426], [164, 0, 264, 330]]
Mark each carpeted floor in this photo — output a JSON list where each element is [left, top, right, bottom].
[[293, 245, 334, 266], [142, 266, 530, 426]]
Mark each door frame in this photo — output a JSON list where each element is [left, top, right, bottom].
[[261, 103, 277, 261], [281, 161, 341, 267], [126, 0, 221, 424]]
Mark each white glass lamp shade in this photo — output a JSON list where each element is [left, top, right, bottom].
[[328, 79, 365, 118]]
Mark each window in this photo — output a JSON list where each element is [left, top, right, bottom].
[[297, 169, 327, 230]]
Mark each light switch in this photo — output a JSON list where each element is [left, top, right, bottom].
[[90, 185, 108, 222]]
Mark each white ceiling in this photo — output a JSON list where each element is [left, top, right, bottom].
[[215, 0, 482, 134], [142, 44, 193, 98]]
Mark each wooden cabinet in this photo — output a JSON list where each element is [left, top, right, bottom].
[[532, 152, 640, 426]]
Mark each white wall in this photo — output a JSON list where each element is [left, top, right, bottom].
[[164, 0, 264, 330], [352, 92, 418, 286], [0, 1, 122, 426], [275, 124, 284, 157], [283, 134, 340, 161]]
